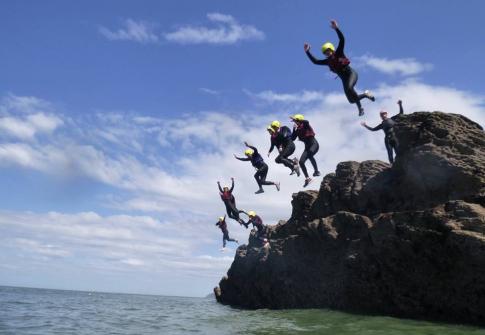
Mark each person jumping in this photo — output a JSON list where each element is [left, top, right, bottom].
[[215, 215, 238, 249], [361, 100, 404, 164], [217, 177, 248, 228], [304, 19, 374, 116], [290, 114, 320, 187], [243, 210, 270, 247], [234, 142, 280, 194], [267, 120, 300, 176]]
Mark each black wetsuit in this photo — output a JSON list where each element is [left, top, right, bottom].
[[305, 28, 369, 112], [218, 180, 245, 224], [236, 146, 274, 188], [216, 219, 237, 248], [247, 215, 265, 234], [269, 126, 295, 171], [291, 120, 319, 178], [366, 104, 404, 164]]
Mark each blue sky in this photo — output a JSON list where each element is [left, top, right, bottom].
[[0, 0, 484, 297]]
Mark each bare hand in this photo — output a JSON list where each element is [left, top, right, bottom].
[[330, 20, 338, 30], [244, 141, 250, 147], [231, 177, 234, 181], [304, 43, 311, 52], [397, 100, 402, 105]]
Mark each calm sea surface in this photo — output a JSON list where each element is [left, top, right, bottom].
[[0, 286, 484, 335]]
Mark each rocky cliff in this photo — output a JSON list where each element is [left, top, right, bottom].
[[214, 112, 485, 326]]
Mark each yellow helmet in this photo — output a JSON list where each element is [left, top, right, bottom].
[[244, 148, 254, 156], [291, 114, 305, 121], [322, 42, 335, 53], [248, 210, 256, 217], [267, 125, 275, 133], [270, 120, 281, 129], [218, 216, 224, 222]]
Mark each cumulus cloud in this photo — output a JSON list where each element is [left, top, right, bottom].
[[164, 12, 265, 45], [357, 55, 433, 76], [245, 89, 327, 104], [99, 19, 159, 44]]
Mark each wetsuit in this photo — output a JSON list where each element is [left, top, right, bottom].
[[365, 103, 404, 164], [216, 218, 237, 248], [305, 28, 370, 113], [247, 215, 265, 235], [291, 121, 320, 178], [218, 180, 245, 225], [269, 126, 295, 171], [236, 146, 275, 189]]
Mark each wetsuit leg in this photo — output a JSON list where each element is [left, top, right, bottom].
[[340, 67, 360, 104], [385, 137, 394, 164], [275, 142, 296, 171], [255, 164, 274, 186], [307, 139, 320, 172], [225, 202, 240, 221], [299, 150, 310, 178]]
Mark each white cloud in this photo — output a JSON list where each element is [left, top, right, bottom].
[[199, 88, 220, 95], [357, 55, 433, 76], [164, 12, 265, 45], [245, 89, 326, 104], [99, 19, 159, 44]]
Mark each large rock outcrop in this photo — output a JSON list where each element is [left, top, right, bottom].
[[215, 112, 485, 326]]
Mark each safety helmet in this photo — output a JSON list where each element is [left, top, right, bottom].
[[267, 125, 275, 133], [218, 216, 224, 222], [271, 120, 281, 129], [380, 110, 388, 116], [248, 211, 256, 217], [321, 42, 335, 54], [291, 114, 305, 121], [244, 148, 254, 156]]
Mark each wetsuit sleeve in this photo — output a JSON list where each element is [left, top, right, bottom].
[[248, 145, 259, 155], [291, 128, 298, 141], [365, 124, 383, 131], [230, 180, 234, 192], [218, 184, 223, 193], [235, 156, 250, 161], [399, 102, 404, 115], [305, 50, 328, 65], [335, 28, 345, 56], [269, 138, 275, 153]]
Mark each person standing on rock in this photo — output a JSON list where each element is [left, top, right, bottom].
[[217, 178, 248, 228], [234, 142, 280, 194], [215, 215, 238, 249], [242, 211, 270, 248], [304, 19, 374, 116], [267, 120, 300, 176], [290, 114, 321, 187], [361, 100, 404, 164]]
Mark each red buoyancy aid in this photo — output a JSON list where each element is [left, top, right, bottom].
[[220, 191, 234, 202], [328, 55, 350, 74], [297, 122, 315, 140]]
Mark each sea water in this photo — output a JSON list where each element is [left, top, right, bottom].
[[0, 286, 484, 335]]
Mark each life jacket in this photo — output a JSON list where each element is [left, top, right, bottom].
[[251, 153, 265, 168], [328, 54, 350, 74], [296, 122, 315, 140], [279, 126, 292, 141], [217, 220, 228, 231], [220, 191, 234, 202]]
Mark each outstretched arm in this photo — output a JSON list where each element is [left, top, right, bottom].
[[361, 121, 383, 131], [330, 19, 345, 56], [244, 142, 259, 155], [230, 178, 234, 192], [305, 48, 328, 65], [217, 182, 223, 193], [234, 154, 250, 161], [398, 100, 404, 115]]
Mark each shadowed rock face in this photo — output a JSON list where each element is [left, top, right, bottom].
[[215, 112, 485, 326]]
